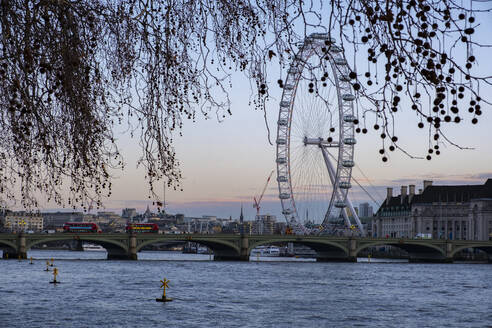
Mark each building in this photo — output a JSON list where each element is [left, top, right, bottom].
[[121, 208, 137, 220], [42, 211, 84, 228], [373, 179, 492, 240], [359, 202, 373, 218], [2, 211, 43, 232], [253, 214, 276, 234]]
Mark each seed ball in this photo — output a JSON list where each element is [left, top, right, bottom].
[[330, 127, 335, 132], [426, 155, 431, 160], [418, 122, 424, 128], [379, 149, 385, 154], [389, 145, 395, 151], [436, 150, 440, 155], [362, 128, 368, 134], [472, 118, 478, 124], [382, 156, 388, 162], [374, 124, 380, 130]]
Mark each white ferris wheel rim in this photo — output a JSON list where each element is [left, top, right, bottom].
[[275, 33, 358, 233]]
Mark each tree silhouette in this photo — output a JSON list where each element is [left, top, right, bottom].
[[0, 0, 490, 209]]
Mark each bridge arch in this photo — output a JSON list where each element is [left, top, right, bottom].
[[356, 240, 447, 262], [26, 236, 128, 252], [136, 236, 241, 260], [25, 235, 130, 260], [249, 237, 350, 261], [0, 239, 17, 250], [450, 244, 492, 262]]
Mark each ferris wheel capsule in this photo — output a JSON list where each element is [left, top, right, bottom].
[[278, 118, 288, 126], [343, 137, 357, 145], [330, 45, 343, 53], [280, 101, 290, 108], [342, 94, 356, 101], [343, 115, 357, 122], [334, 57, 347, 65], [279, 193, 291, 200], [277, 176, 288, 182], [342, 160, 355, 167], [339, 182, 352, 189], [335, 201, 347, 208]]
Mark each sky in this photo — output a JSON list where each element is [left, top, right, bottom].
[[40, 5, 492, 222]]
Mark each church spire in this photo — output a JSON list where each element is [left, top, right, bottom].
[[240, 203, 244, 223]]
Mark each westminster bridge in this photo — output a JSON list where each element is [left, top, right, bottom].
[[1, 233, 491, 263]]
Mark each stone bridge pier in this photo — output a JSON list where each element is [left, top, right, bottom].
[[105, 234, 137, 260], [2, 233, 27, 259], [213, 234, 249, 261]]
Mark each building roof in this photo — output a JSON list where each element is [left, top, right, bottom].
[[377, 179, 492, 215]]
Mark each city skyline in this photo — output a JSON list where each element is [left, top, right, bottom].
[[6, 7, 492, 223]]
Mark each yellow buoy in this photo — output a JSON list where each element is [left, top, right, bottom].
[[50, 267, 60, 284], [156, 278, 172, 302], [44, 261, 50, 271]]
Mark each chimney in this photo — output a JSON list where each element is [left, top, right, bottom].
[[386, 187, 393, 205], [423, 180, 433, 190], [409, 185, 415, 202], [401, 186, 407, 204]]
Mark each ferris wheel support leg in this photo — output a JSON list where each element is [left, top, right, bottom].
[[321, 147, 351, 228], [345, 196, 365, 236]]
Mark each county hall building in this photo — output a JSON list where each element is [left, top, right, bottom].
[[373, 179, 492, 240]]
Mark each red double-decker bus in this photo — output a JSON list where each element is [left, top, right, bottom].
[[63, 222, 101, 233], [126, 223, 159, 233]]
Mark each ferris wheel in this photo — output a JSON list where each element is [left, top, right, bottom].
[[276, 33, 364, 235]]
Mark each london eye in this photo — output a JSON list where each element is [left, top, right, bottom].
[[276, 33, 364, 235]]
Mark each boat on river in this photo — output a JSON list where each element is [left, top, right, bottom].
[[83, 243, 105, 252], [251, 246, 280, 257]]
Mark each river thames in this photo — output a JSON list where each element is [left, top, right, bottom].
[[1, 250, 491, 327]]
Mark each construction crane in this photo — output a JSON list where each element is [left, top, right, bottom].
[[253, 170, 274, 219]]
